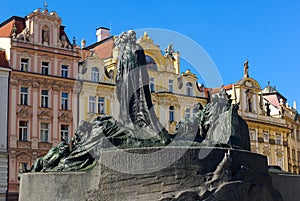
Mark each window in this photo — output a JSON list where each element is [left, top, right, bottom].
[[185, 108, 191, 119], [169, 106, 175, 122], [40, 123, 49, 142], [42, 62, 49, 75], [292, 149, 296, 161], [297, 130, 300, 141], [275, 133, 282, 144], [61, 125, 69, 142], [145, 55, 157, 70], [298, 151, 300, 162], [61, 92, 69, 110], [150, 78, 155, 92], [89, 96, 96, 113], [20, 87, 28, 105], [20, 58, 29, 72], [250, 130, 256, 141], [91, 67, 100, 82], [41, 90, 49, 108], [169, 80, 173, 93], [61, 65, 69, 78], [186, 82, 193, 96], [263, 131, 269, 143], [19, 121, 28, 141], [98, 97, 105, 114]]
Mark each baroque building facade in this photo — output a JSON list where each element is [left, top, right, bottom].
[[261, 83, 300, 174], [218, 61, 291, 171], [0, 50, 10, 201], [0, 8, 81, 200]]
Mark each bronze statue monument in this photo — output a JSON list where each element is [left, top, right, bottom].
[[23, 30, 284, 201]]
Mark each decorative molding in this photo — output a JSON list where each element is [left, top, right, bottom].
[[38, 142, 52, 150], [58, 110, 73, 123], [38, 107, 53, 121], [17, 105, 33, 119], [17, 141, 32, 149]]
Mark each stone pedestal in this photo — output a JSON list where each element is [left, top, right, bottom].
[[19, 147, 281, 201]]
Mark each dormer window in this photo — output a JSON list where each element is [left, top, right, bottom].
[[42, 26, 50, 45], [91, 67, 100, 82], [186, 82, 193, 96]]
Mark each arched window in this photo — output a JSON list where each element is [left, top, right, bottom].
[[91, 67, 100, 82], [42, 26, 50, 44], [248, 98, 252, 113], [186, 82, 193, 96], [169, 106, 175, 122], [145, 55, 157, 70]]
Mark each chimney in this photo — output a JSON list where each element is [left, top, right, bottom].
[[96, 27, 110, 42], [294, 101, 297, 110]]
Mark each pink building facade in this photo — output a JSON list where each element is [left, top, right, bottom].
[[0, 8, 81, 200]]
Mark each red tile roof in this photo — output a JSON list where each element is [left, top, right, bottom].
[[85, 36, 114, 59], [0, 51, 9, 68], [0, 16, 25, 37], [210, 84, 233, 94]]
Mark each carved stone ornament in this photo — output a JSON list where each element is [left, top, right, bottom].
[[17, 105, 32, 119], [245, 80, 253, 88], [38, 108, 53, 120], [58, 110, 72, 123]]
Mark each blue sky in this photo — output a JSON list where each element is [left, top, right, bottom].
[[1, 0, 300, 107]]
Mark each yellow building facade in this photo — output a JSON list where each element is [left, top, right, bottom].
[[224, 62, 290, 171]]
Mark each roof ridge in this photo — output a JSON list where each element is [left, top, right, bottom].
[[0, 16, 24, 28]]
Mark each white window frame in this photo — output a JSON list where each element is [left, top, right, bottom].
[[263, 131, 269, 143], [19, 121, 28, 141], [61, 65, 69, 78], [250, 130, 257, 141], [40, 122, 49, 142], [91, 67, 100, 82], [20, 87, 29, 105], [186, 82, 193, 96], [275, 133, 282, 145], [89, 96, 96, 113], [41, 90, 49, 108], [21, 58, 29, 72], [61, 124, 69, 142], [61, 92, 69, 110], [98, 97, 105, 114], [42, 61, 49, 75]]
